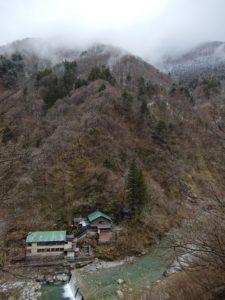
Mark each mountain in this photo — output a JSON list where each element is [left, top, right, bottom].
[[0, 37, 80, 64], [0, 39, 225, 280], [160, 41, 225, 81]]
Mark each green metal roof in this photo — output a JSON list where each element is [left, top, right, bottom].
[[83, 219, 91, 226], [87, 210, 112, 223], [26, 231, 66, 243]]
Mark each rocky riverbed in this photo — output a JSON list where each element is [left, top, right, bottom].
[[0, 280, 42, 300], [0, 272, 70, 300], [81, 256, 136, 273]]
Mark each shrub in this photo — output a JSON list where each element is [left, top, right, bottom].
[[122, 90, 133, 112], [62, 60, 77, 94], [203, 78, 221, 97], [23, 87, 28, 97], [36, 68, 53, 81], [0, 54, 24, 88], [2, 127, 14, 144], [41, 74, 66, 109], [98, 83, 106, 92], [140, 99, 148, 114], [155, 120, 167, 137], [180, 86, 191, 98], [88, 65, 116, 85], [103, 158, 116, 170], [138, 77, 158, 97], [37, 60, 77, 109], [88, 128, 100, 145], [75, 79, 88, 89], [170, 83, 177, 96], [0, 56, 18, 88], [126, 74, 132, 82]]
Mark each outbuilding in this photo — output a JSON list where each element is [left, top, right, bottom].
[[79, 210, 113, 242]]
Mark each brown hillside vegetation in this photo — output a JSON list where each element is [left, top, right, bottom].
[[0, 43, 225, 295]]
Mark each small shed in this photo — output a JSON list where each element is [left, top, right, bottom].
[[74, 217, 83, 225]]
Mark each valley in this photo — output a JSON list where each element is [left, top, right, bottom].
[[0, 39, 225, 300]]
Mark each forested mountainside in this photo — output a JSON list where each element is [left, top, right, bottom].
[[161, 41, 225, 81], [0, 39, 225, 298]]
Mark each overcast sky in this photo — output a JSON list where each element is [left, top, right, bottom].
[[1, 0, 225, 61]]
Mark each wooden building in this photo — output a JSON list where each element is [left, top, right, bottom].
[[79, 210, 112, 242]]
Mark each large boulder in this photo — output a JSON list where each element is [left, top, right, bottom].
[[56, 273, 69, 282], [45, 275, 54, 284], [36, 274, 45, 282]]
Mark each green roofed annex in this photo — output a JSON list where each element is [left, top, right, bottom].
[[78, 210, 113, 243], [87, 210, 112, 223]]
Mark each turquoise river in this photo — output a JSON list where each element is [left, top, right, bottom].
[[41, 239, 173, 299]]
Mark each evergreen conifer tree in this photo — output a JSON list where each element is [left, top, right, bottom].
[[126, 159, 148, 217]]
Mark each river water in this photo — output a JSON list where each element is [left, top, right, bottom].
[[75, 239, 173, 299], [41, 276, 83, 300], [41, 239, 172, 300], [41, 284, 79, 300], [41, 284, 65, 300]]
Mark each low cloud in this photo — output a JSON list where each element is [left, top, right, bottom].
[[1, 0, 225, 62]]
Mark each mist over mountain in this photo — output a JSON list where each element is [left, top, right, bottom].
[[2, 0, 225, 63], [160, 41, 225, 80], [1, 2, 225, 299]]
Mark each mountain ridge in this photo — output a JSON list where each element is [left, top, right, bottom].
[[0, 38, 224, 277], [160, 41, 225, 80]]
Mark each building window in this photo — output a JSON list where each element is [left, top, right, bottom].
[[51, 248, 62, 252], [37, 242, 65, 246]]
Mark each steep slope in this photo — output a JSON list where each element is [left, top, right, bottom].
[[0, 40, 224, 265], [161, 41, 225, 81]]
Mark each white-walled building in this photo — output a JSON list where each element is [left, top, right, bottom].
[[26, 231, 72, 256]]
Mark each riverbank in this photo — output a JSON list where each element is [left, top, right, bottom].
[[75, 239, 173, 300], [0, 280, 42, 300], [0, 266, 70, 300], [0, 237, 175, 300], [81, 256, 136, 273]]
